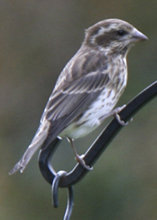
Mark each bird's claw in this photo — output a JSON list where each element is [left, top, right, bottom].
[[75, 154, 93, 171], [113, 105, 128, 125], [115, 113, 128, 125]]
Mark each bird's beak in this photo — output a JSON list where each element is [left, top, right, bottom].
[[131, 29, 148, 42]]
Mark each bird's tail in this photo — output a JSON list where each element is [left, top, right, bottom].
[[9, 121, 50, 175]]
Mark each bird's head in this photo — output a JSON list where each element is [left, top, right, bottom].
[[84, 19, 148, 55]]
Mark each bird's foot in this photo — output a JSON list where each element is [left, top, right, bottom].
[[113, 105, 128, 125], [100, 104, 128, 125], [67, 137, 93, 171], [75, 154, 93, 171]]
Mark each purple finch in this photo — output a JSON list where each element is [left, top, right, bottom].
[[9, 18, 148, 174]]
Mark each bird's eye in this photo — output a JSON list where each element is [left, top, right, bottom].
[[117, 30, 127, 36]]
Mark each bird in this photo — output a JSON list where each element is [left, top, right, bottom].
[[9, 18, 148, 174]]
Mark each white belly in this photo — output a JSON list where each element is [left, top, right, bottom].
[[60, 87, 121, 139]]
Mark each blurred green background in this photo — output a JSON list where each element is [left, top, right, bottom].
[[0, 1, 157, 219]]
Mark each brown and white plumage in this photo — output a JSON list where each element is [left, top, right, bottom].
[[9, 19, 147, 174]]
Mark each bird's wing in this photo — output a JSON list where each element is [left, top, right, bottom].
[[42, 70, 110, 141]]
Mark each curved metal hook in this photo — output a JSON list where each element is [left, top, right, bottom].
[[52, 171, 67, 207], [64, 186, 74, 220], [52, 170, 74, 220], [39, 81, 157, 187]]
